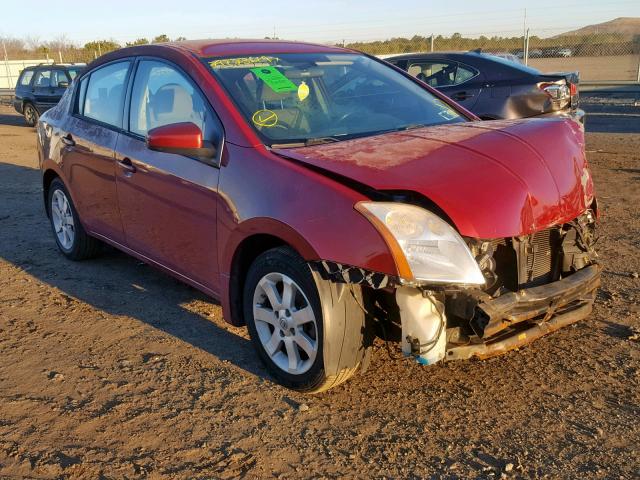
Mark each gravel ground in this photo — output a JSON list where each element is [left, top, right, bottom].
[[0, 105, 638, 479]]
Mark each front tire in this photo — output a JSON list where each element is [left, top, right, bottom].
[[23, 103, 39, 127], [244, 247, 371, 393], [48, 178, 101, 260]]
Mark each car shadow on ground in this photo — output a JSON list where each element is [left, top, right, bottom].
[[0, 161, 269, 381], [0, 112, 28, 127]]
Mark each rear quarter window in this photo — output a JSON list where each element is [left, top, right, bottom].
[[18, 70, 34, 86]]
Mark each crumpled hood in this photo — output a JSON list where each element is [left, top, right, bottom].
[[273, 118, 594, 239]]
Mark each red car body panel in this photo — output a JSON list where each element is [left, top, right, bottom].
[[275, 118, 593, 239], [36, 40, 596, 328]]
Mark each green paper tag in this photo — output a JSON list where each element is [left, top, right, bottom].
[[251, 66, 297, 93]]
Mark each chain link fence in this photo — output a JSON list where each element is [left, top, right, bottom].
[[2, 29, 640, 90], [346, 30, 640, 82]]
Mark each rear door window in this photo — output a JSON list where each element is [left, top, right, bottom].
[[83, 61, 131, 128], [51, 70, 69, 88], [33, 70, 52, 88]]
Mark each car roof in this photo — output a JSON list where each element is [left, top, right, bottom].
[[386, 50, 540, 76], [125, 39, 351, 58], [386, 51, 489, 62], [23, 63, 85, 70]]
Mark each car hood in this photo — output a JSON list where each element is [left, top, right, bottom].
[[273, 118, 594, 239]]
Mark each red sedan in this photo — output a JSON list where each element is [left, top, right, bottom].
[[37, 40, 600, 392]]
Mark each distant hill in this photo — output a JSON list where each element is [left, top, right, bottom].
[[556, 17, 640, 37]]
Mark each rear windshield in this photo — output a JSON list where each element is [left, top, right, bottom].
[[481, 53, 540, 74], [204, 53, 464, 146]]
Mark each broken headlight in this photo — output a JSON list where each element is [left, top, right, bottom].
[[355, 202, 485, 285]]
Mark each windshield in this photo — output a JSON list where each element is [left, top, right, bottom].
[[205, 53, 464, 146]]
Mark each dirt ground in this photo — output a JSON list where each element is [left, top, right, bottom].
[[528, 54, 640, 82], [0, 104, 638, 479]]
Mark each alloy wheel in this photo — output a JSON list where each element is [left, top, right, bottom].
[[51, 189, 75, 250], [252, 272, 319, 375], [25, 105, 37, 125]]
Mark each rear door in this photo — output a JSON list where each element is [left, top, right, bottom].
[[407, 59, 482, 110], [49, 69, 71, 104], [113, 58, 222, 294], [31, 69, 56, 111], [59, 60, 133, 244]]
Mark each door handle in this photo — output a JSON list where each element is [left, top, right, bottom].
[[117, 157, 137, 174], [452, 92, 474, 100], [61, 134, 75, 147]]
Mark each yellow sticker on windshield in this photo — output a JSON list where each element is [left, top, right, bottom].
[[252, 109, 279, 128], [209, 56, 277, 69], [297, 81, 310, 101]]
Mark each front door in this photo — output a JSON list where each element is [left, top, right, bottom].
[[114, 59, 223, 294]]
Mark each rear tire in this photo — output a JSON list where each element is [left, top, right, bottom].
[[23, 103, 38, 127], [48, 178, 101, 260], [244, 246, 371, 393]]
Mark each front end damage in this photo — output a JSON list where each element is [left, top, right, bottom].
[[315, 209, 600, 364]]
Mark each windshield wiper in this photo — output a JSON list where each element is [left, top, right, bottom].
[[396, 123, 429, 132], [304, 136, 342, 146], [270, 136, 343, 149]]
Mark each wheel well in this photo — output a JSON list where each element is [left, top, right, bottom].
[[228, 234, 292, 326], [42, 170, 59, 216]]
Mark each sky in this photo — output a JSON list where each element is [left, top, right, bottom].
[[1, 0, 639, 45]]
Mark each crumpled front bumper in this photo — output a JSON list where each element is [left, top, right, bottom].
[[446, 264, 601, 361]]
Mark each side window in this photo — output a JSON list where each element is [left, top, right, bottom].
[[51, 70, 68, 88], [129, 60, 220, 143], [454, 65, 478, 85], [75, 77, 89, 114], [409, 61, 477, 87], [33, 70, 52, 88], [83, 61, 131, 127], [19, 70, 34, 86], [66, 69, 81, 80]]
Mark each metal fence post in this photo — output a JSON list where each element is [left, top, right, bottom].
[[430, 34, 434, 52], [2, 39, 13, 89]]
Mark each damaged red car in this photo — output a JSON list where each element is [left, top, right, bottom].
[[37, 40, 600, 392]]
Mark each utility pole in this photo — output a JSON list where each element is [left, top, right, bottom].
[[523, 8, 527, 61], [430, 34, 434, 52]]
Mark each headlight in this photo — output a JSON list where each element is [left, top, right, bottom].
[[356, 202, 484, 285]]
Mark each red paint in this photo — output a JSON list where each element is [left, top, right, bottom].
[[147, 122, 203, 150], [37, 40, 597, 326], [275, 117, 593, 238]]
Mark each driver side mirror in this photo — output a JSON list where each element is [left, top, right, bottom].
[[147, 122, 216, 161]]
